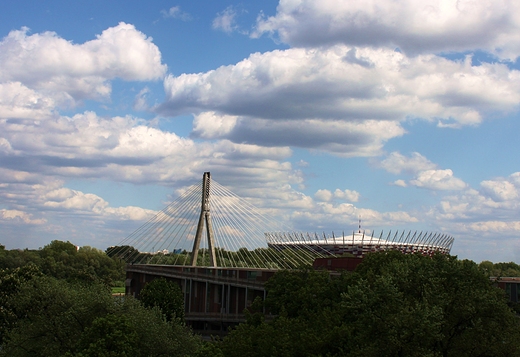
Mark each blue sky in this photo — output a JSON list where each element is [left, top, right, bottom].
[[1, 0, 520, 263]]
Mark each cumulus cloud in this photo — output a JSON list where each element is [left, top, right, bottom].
[[314, 188, 360, 203], [133, 87, 151, 111], [393, 179, 407, 187], [0, 105, 301, 193], [192, 111, 239, 138], [378, 152, 466, 191], [0, 23, 166, 105], [161, 6, 192, 21], [480, 179, 519, 202], [427, 173, 520, 241], [213, 6, 240, 34], [334, 188, 360, 202], [291, 201, 419, 231], [410, 169, 467, 191], [0, 209, 46, 224], [314, 189, 333, 202], [0, 82, 58, 119], [193, 112, 404, 156], [379, 152, 437, 175], [0, 111, 194, 174], [160, 46, 520, 149], [253, 0, 520, 59], [43, 187, 156, 220]]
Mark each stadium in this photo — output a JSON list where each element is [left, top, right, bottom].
[[265, 230, 454, 257]]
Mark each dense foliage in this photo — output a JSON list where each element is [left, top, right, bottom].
[[0, 275, 200, 357], [479, 260, 520, 277], [211, 252, 520, 357], [0, 242, 200, 356], [0, 241, 125, 285], [107, 245, 315, 269], [139, 277, 185, 321], [2, 241, 520, 356]]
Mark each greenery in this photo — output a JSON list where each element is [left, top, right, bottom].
[[3, 241, 520, 356], [139, 277, 185, 321], [0, 263, 42, 344], [0, 274, 200, 357], [0, 241, 200, 356], [209, 251, 520, 357], [111, 286, 126, 294], [107, 245, 316, 269], [0, 241, 125, 286], [479, 260, 520, 277]]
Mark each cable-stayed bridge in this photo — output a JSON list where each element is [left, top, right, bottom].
[[112, 172, 329, 269], [113, 172, 454, 270], [120, 172, 454, 335]]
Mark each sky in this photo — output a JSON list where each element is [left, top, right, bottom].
[[1, 0, 520, 263]]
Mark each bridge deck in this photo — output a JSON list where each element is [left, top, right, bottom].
[[126, 264, 277, 335]]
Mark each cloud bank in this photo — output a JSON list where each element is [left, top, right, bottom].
[[253, 0, 520, 59]]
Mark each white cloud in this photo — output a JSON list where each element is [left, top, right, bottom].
[[410, 169, 467, 191], [213, 6, 239, 34], [0, 82, 58, 119], [43, 187, 156, 220], [378, 152, 466, 191], [133, 87, 150, 111], [0, 106, 301, 196], [160, 46, 520, 146], [192, 111, 239, 138], [481, 179, 519, 202], [296, 160, 309, 168], [0, 111, 192, 166], [0, 23, 166, 105], [393, 179, 407, 187], [291, 201, 419, 231], [314, 189, 333, 202], [379, 152, 437, 174], [193, 113, 405, 156], [253, 0, 520, 59], [44, 189, 108, 212], [334, 188, 360, 202], [161, 6, 192, 21], [427, 173, 520, 242], [0, 209, 46, 224]]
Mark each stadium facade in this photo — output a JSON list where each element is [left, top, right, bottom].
[[266, 230, 454, 257]]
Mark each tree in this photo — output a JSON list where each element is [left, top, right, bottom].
[[0, 264, 42, 344], [341, 252, 520, 357], [263, 268, 341, 318], [218, 268, 351, 357], [0, 276, 200, 357], [69, 314, 139, 357], [139, 277, 185, 321], [106, 245, 141, 262], [0, 242, 124, 286], [75, 246, 125, 285], [216, 252, 520, 357], [0, 248, 41, 270]]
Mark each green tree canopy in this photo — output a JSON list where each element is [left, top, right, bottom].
[[0, 276, 200, 357], [342, 252, 520, 356], [72, 314, 139, 357], [0, 241, 125, 285], [215, 252, 520, 357], [0, 264, 42, 344], [139, 277, 185, 321]]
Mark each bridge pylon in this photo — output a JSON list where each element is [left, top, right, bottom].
[[190, 172, 217, 267]]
